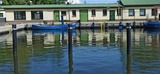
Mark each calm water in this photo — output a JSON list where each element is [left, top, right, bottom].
[[0, 29, 160, 74]]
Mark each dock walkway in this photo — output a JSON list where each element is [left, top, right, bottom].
[[0, 21, 145, 34]]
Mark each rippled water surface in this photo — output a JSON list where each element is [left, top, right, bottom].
[[0, 29, 160, 74]]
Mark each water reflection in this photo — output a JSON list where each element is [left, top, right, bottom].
[[13, 48, 18, 74], [68, 43, 73, 74], [0, 29, 160, 74]]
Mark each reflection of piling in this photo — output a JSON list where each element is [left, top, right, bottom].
[[12, 24, 18, 74], [68, 24, 73, 74], [126, 50, 131, 74], [126, 23, 131, 54], [68, 47, 73, 74]]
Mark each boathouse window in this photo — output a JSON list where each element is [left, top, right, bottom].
[[0, 13, 3, 17], [117, 9, 121, 16], [72, 10, 76, 17], [103, 9, 107, 16], [129, 9, 135, 16], [31, 11, 43, 20], [61, 11, 66, 16], [151, 8, 157, 16], [140, 9, 146, 16], [14, 11, 26, 20], [91, 9, 96, 16]]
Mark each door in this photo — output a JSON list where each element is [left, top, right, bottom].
[[80, 10, 88, 22], [109, 10, 115, 21], [54, 10, 59, 22]]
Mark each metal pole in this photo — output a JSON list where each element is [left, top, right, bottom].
[[12, 24, 17, 53], [126, 23, 131, 54], [12, 24, 18, 74], [68, 24, 72, 52], [68, 24, 73, 74], [126, 23, 131, 74]]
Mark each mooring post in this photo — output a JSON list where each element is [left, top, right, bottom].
[[126, 23, 131, 54], [68, 24, 72, 52], [12, 24, 18, 74], [105, 23, 108, 32], [61, 15, 64, 25], [133, 21, 136, 28], [126, 23, 131, 74], [12, 24, 17, 53], [78, 20, 81, 29], [91, 22, 95, 29], [118, 22, 123, 31], [68, 23, 73, 74]]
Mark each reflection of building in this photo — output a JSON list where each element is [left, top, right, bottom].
[[1, 29, 160, 73], [0, 0, 160, 22]]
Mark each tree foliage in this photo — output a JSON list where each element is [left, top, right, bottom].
[[2, 0, 66, 5]]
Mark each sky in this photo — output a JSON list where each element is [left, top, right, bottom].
[[81, 0, 117, 3]]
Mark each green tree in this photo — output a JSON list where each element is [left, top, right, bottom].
[[2, 0, 9, 5]]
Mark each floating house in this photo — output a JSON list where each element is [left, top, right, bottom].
[[0, 0, 160, 22]]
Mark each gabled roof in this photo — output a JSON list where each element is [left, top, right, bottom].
[[121, 0, 160, 6], [1, 3, 122, 9]]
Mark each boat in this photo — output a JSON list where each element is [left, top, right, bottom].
[[143, 21, 160, 28], [32, 22, 77, 30]]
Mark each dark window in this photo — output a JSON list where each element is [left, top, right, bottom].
[[140, 9, 146, 16], [91, 9, 96, 16], [72, 10, 76, 17], [103, 9, 107, 16], [117, 9, 121, 16], [31, 11, 43, 20], [152, 8, 157, 16], [129, 9, 135, 16], [14, 11, 26, 20], [0, 13, 3, 17], [61, 11, 66, 16]]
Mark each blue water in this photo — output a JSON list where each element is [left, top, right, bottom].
[[0, 29, 160, 74]]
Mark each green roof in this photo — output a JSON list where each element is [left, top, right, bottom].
[[121, 0, 160, 5], [1, 3, 121, 9]]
